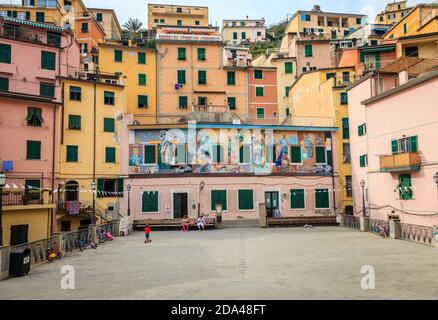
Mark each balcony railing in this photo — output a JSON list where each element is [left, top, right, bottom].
[[156, 33, 222, 42], [379, 152, 421, 173], [2, 192, 43, 206], [0, 0, 59, 9], [0, 23, 62, 47]]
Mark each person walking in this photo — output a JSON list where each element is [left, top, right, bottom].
[[144, 225, 151, 244]]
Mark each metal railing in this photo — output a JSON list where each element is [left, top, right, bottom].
[[0, 0, 60, 8], [343, 215, 360, 229], [10, 236, 57, 265], [156, 33, 222, 42], [0, 23, 62, 47], [61, 228, 92, 252], [2, 192, 43, 206], [367, 219, 390, 237], [400, 223, 435, 247]]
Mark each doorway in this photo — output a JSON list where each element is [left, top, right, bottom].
[[265, 192, 279, 218], [173, 193, 188, 219], [65, 181, 79, 201]]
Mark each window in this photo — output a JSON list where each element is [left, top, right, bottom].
[[26, 140, 41, 160], [159, 19, 165, 24], [195, 21, 200, 26], [66, 145, 78, 162], [301, 14, 311, 21], [198, 70, 207, 85], [26, 107, 43, 126], [398, 174, 413, 200], [138, 74, 147, 86], [227, 97, 236, 110], [177, 20, 182, 26], [315, 146, 326, 164], [343, 143, 351, 163], [197, 48, 206, 61], [177, 70, 186, 84], [342, 72, 350, 83], [315, 189, 330, 209], [356, 18, 362, 25], [211, 190, 227, 211], [47, 32, 61, 47], [403, 23, 407, 34], [233, 32, 238, 40], [371, 40, 378, 46], [114, 50, 123, 62], [36, 11, 44, 22], [256, 108, 265, 119], [285, 86, 291, 97], [40, 82, 55, 98], [10, 224, 29, 246], [265, 145, 277, 164], [254, 70, 263, 79], [360, 154, 368, 167], [142, 191, 159, 212], [285, 62, 293, 74], [179, 96, 188, 109], [41, 51, 55, 70], [239, 145, 251, 164], [103, 118, 115, 133], [176, 7, 182, 13], [304, 45, 313, 57], [69, 86, 81, 101], [144, 145, 157, 164], [255, 86, 264, 97], [80, 43, 88, 54], [0, 77, 9, 91], [97, 178, 123, 198], [227, 71, 235, 85], [238, 190, 254, 211], [291, 189, 305, 209], [68, 115, 81, 130], [346, 176, 353, 197], [105, 147, 116, 163], [96, 13, 103, 22], [81, 22, 88, 33], [290, 146, 302, 163], [0, 44, 11, 63], [392, 136, 418, 154], [212, 144, 224, 163], [178, 48, 186, 60], [104, 91, 115, 105], [138, 52, 146, 64], [404, 46, 418, 58], [257, 31, 262, 37], [342, 118, 350, 139], [340, 92, 348, 105], [138, 95, 148, 108], [242, 32, 246, 40], [358, 124, 367, 136]]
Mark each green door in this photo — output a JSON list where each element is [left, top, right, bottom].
[[265, 192, 279, 217]]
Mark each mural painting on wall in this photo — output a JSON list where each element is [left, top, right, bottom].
[[128, 128, 333, 175]]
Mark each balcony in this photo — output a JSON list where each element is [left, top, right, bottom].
[[379, 152, 421, 173], [156, 33, 222, 43], [0, 22, 62, 47], [0, 0, 59, 9], [2, 192, 43, 206]]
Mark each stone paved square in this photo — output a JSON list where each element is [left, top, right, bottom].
[[1, 227, 438, 300]]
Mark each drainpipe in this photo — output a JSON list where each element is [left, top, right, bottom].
[[93, 82, 97, 225], [50, 103, 57, 235], [329, 131, 336, 213]]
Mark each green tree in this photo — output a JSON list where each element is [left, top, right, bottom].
[[122, 18, 145, 39]]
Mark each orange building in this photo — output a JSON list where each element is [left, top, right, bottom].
[[75, 13, 105, 71], [248, 67, 278, 125]]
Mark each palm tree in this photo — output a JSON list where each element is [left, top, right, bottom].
[[122, 18, 145, 39]]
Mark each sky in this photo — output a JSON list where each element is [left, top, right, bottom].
[[83, 0, 429, 27]]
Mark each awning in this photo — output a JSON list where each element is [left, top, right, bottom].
[[2, 17, 65, 32], [360, 46, 395, 54]]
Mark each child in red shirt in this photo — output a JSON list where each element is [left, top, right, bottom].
[[144, 225, 151, 243]]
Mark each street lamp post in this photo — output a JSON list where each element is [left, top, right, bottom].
[[127, 184, 131, 217], [0, 173, 6, 247], [91, 181, 97, 225], [360, 179, 366, 217]]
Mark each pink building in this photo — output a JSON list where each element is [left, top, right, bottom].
[[0, 18, 80, 239], [347, 65, 438, 235]]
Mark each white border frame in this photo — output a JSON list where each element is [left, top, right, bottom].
[[290, 188, 307, 211], [237, 189, 256, 212], [140, 190, 160, 214], [289, 145, 303, 165], [210, 189, 229, 213], [143, 144, 158, 165], [315, 146, 327, 165], [314, 188, 331, 210], [171, 189, 190, 219]]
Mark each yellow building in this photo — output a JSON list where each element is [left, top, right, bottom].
[[57, 76, 127, 232], [98, 43, 157, 120], [147, 3, 209, 29], [285, 6, 366, 40], [252, 51, 297, 122], [376, 1, 412, 25], [0, 0, 64, 25], [288, 67, 355, 214], [88, 7, 123, 41]]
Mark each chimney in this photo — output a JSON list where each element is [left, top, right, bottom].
[[312, 5, 322, 12]]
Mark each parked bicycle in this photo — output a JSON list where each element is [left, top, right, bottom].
[[46, 244, 63, 261], [376, 225, 388, 238]]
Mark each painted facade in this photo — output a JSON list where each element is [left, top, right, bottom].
[[222, 19, 267, 45], [147, 3, 209, 30]]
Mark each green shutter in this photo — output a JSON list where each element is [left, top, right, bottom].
[[197, 48, 206, 60], [256, 87, 264, 97], [138, 74, 147, 85], [105, 147, 116, 163], [213, 145, 224, 163], [254, 70, 263, 79], [391, 139, 399, 154], [179, 96, 188, 109], [66, 145, 78, 162], [211, 190, 227, 211], [144, 145, 156, 164], [227, 71, 235, 85], [40, 82, 55, 98], [291, 146, 302, 163], [138, 52, 146, 64], [115, 50, 122, 62], [97, 179, 104, 198], [256, 108, 265, 119], [410, 136, 418, 152], [178, 48, 186, 60], [26, 140, 41, 160], [342, 118, 350, 139], [375, 53, 381, 68], [399, 174, 413, 200], [142, 191, 159, 212], [198, 70, 207, 84], [238, 190, 254, 210], [360, 155, 367, 167], [315, 189, 329, 208], [0, 44, 11, 64], [41, 51, 55, 70], [233, 32, 238, 40], [227, 97, 236, 110], [138, 95, 148, 108], [285, 62, 293, 74], [239, 145, 251, 163], [177, 70, 186, 84], [315, 146, 326, 163], [36, 11, 44, 22], [0, 77, 9, 91], [291, 189, 305, 209], [340, 92, 348, 105], [117, 178, 123, 196], [305, 45, 313, 57], [68, 115, 81, 130], [103, 118, 115, 133]]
